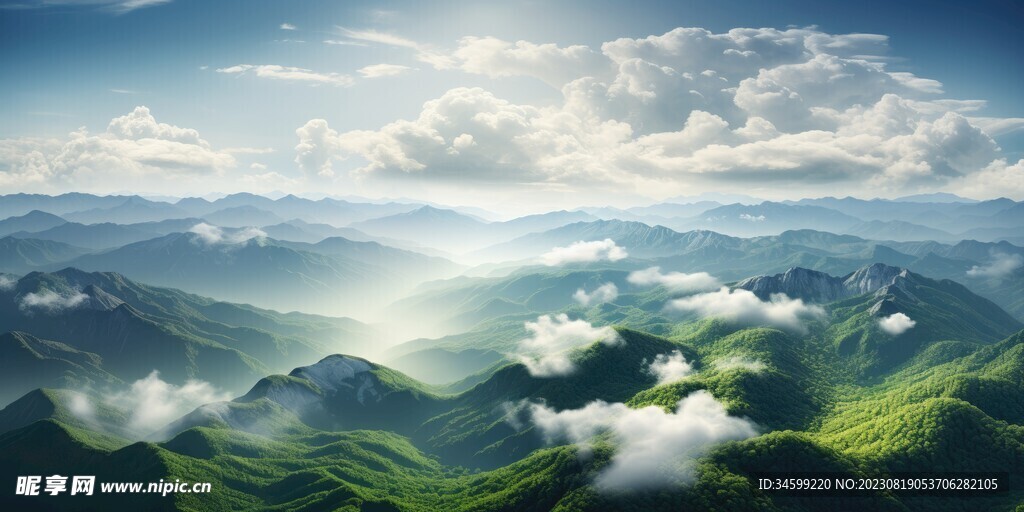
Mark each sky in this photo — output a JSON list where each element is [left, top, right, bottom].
[[1, 0, 1023, 213]]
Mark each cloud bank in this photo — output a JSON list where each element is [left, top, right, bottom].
[[188, 223, 266, 244], [516, 314, 620, 377], [966, 252, 1023, 279], [289, 26, 1024, 200], [531, 390, 757, 491], [573, 282, 619, 306], [713, 355, 767, 373], [0, 106, 239, 194], [646, 350, 695, 385], [627, 267, 720, 292], [667, 287, 825, 332], [541, 239, 627, 266], [18, 289, 89, 313], [878, 312, 916, 335], [106, 370, 231, 434]]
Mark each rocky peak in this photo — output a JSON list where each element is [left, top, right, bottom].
[[842, 263, 906, 296], [735, 263, 910, 303]]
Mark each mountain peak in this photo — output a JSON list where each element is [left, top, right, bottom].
[[736, 263, 909, 303], [842, 263, 907, 296], [289, 354, 375, 395]]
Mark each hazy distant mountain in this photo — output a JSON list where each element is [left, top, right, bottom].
[[175, 193, 422, 226], [277, 236, 464, 281], [0, 193, 133, 218], [787, 196, 1020, 234], [894, 192, 978, 203], [8, 222, 161, 250], [124, 217, 207, 235], [63, 196, 188, 224], [496, 210, 598, 238], [202, 206, 284, 227], [64, 232, 418, 316], [0, 237, 89, 274], [626, 201, 722, 219], [350, 206, 490, 252], [843, 220, 957, 242], [0, 268, 375, 405], [673, 202, 863, 236], [474, 219, 739, 262], [0, 211, 66, 237]]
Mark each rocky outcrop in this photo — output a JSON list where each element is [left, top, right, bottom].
[[735, 263, 911, 303]]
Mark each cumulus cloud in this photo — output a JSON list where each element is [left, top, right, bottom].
[[188, 223, 266, 244], [0, 275, 14, 291], [573, 282, 619, 306], [453, 36, 610, 88], [357, 64, 414, 78], [713, 355, 767, 373], [516, 314, 620, 377], [739, 213, 766, 222], [531, 390, 757, 491], [646, 350, 695, 385], [217, 64, 353, 87], [966, 252, 1024, 279], [878, 312, 916, 335], [667, 287, 825, 332], [541, 239, 628, 266], [105, 371, 231, 434], [0, 106, 236, 193], [290, 26, 1024, 200], [18, 289, 89, 313], [627, 267, 720, 292], [280, 23, 296, 30]]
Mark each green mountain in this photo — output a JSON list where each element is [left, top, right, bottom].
[[0, 236, 89, 274], [0, 268, 375, 405], [3, 320, 1022, 511], [62, 232, 408, 316]]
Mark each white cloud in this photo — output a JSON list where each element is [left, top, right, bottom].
[[541, 239, 628, 266], [290, 26, 1024, 200], [573, 282, 619, 306], [106, 370, 231, 434], [0, 275, 15, 291], [0, 106, 236, 194], [952, 159, 1024, 200], [453, 36, 609, 88], [216, 64, 353, 87], [667, 287, 825, 332], [627, 267, 720, 292], [966, 253, 1024, 279], [294, 119, 344, 178], [516, 314, 620, 377], [339, 27, 419, 48], [6, 0, 172, 13], [337, 27, 455, 69], [357, 63, 414, 79], [713, 355, 766, 373], [188, 223, 265, 244], [323, 39, 368, 47], [878, 312, 916, 335], [531, 390, 757, 491], [739, 213, 766, 222], [646, 350, 695, 385], [18, 289, 89, 313], [280, 23, 296, 30]]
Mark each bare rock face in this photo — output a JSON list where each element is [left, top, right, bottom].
[[735, 263, 909, 303]]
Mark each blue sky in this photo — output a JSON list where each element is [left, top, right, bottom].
[[2, 0, 1022, 211]]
